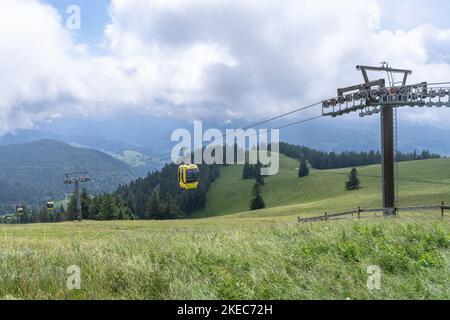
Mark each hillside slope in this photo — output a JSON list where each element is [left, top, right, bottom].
[[195, 154, 450, 218], [0, 140, 138, 209]]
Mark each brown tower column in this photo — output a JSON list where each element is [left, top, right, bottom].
[[380, 106, 395, 209]]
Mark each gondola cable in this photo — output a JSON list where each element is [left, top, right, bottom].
[[155, 100, 323, 164]]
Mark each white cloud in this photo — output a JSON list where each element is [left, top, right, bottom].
[[1, 0, 450, 134]]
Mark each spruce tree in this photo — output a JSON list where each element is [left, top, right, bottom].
[[67, 193, 77, 221], [146, 191, 162, 219], [163, 194, 181, 219], [298, 159, 309, 177], [88, 196, 100, 220], [242, 163, 253, 179], [250, 183, 265, 210], [81, 189, 91, 220], [255, 162, 265, 185], [38, 207, 50, 223], [98, 194, 115, 220], [345, 167, 361, 190]]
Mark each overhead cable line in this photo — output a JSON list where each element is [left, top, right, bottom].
[[241, 101, 322, 130], [156, 113, 325, 163], [152, 100, 323, 162]]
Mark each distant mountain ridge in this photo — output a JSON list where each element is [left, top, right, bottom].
[[0, 139, 139, 212], [0, 129, 163, 174], [2, 115, 449, 157]]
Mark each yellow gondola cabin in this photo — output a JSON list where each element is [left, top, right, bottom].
[[47, 201, 55, 211], [178, 164, 200, 190]]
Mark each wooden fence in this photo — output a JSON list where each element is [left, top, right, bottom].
[[298, 201, 449, 223]]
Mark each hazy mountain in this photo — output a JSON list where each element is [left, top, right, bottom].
[[0, 129, 162, 175], [0, 140, 139, 211], [1, 114, 449, 173], [35, 114, 189, 154]]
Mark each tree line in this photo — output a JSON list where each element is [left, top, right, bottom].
[[1, 204, 67, 224], [278, 142, 440, 170], [0, 190, 136, 224], [115, 163, 220, 220]]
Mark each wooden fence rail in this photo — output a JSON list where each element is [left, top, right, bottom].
[[298, 201, 448, 223]]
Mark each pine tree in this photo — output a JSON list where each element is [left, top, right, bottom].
[[298, 159, 309, 177], [146, 191, 162, 219], [345, 167, 361, 190], [67, 193, 77, 221], [163, 193, 181, 219], [80, 188, 91, 220], [88, 196, 100, 220], [38, 207, 50, 223], [255, 161, 265, 185], [124, 207, 135, 220], [101, 194, 117, 220], [242, 163, 253, 179], [250, 183, 265, 210]]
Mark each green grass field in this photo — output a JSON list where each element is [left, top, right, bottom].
[[0, 157, 449, 300], [196, 155, 450, 218], [0, 214, 448, 299]]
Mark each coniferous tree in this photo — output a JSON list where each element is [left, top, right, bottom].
[[242, 163, 253, 179], [38, 207, 50, 223], [345, 167, 361, 190], [101, 194, 117, 220], [163, 193, 181, 219], [123, 207, 135, 220], [80, 189, 91, 220], [298, 159, 309, 177], [88, 196, 100, 220], [67, 193, 77, 221], [250, 182, 265, 210], [255, 162, 265, 185], [146, 191, 162, 219]]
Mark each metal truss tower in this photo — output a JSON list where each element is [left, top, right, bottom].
[[64, 172, 90, 222]]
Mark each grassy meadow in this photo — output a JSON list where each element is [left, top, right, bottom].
[[0, 213, 448, 300], [196, 155, 450, 218], [0, 156, 449, 300]]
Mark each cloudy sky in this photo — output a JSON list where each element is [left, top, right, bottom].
[[1, 0, 450, 134]]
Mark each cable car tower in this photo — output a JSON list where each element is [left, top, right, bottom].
[[64, 172, 90, 222], [322, 63, 450, 212]]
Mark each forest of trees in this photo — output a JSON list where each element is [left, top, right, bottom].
[[2, 162, 220, 224], [115, 163, 220, 220], [0, 205, 67, 224], [278, 142, 441, 170], [0, 190, 135, 224]]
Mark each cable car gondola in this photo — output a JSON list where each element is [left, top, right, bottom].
[[178, 164, 200, 190], [47, 201, 55, 211], [16, 205, 23, 215]]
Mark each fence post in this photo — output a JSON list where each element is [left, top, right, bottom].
[[325, 212, 328, 221], [441, 201, 445, 219], [357, 206, 361, 219]]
